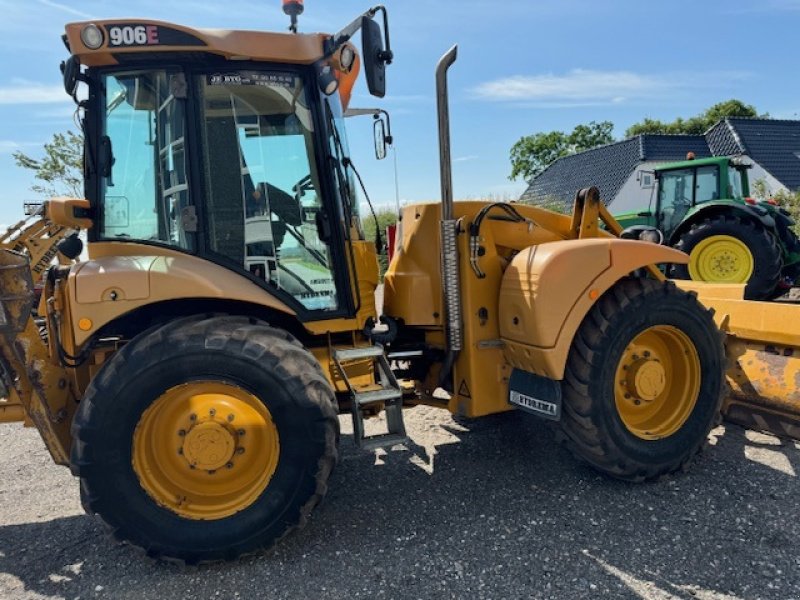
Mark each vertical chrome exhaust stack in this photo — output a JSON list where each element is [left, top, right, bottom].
[[435, 45, 462, 382]]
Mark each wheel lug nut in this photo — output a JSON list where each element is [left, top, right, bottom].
[[634, 399, 641, 405], [238, 429, 245, 436], [624, 393, 631, 399], [178, 448, 183, 455], [189, 414, 197, 421], [237, 447, 245, 455], [208, 470, 216, 475], [178, 429, 186, 437], [643, 351, 651, 358], [226, 462, 234, 469], [227, 414, 235, 422], [209, 408, 216, 417]]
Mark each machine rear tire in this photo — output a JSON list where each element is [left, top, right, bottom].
[[70, 315, 338, 564], [559, 278, 724, 482], [670, 215, 782, 300]]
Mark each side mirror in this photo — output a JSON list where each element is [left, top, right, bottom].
[[361, 16, 387, 98], [61, 56, 80, 97], [373, 118, 387, 160]]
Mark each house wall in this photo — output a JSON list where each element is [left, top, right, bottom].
[[607, 157, 790, 215], [747, 161, 787, 197], [607, 162, 661, 214]]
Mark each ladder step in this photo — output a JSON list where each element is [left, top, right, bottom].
[[334, 346, 385, 362], [359, 433, 409, 451], [353, 388, 402, 405]]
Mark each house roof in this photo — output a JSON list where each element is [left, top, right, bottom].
[[519, 134, 711, 210], [518, 138, 640, 211], [708, 117, 800, 189], [520, 118, 800, 209]]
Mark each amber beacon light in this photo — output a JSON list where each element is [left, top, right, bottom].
[[282, 0, 304, 33]]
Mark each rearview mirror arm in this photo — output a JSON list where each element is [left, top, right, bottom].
[[323, 5, 392, 64]]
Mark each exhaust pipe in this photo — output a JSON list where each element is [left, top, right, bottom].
[[436, 45, 457, 222], [435, 45, 462, 385]]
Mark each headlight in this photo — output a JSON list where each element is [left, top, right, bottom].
[[339, 45, 356, 72], [80, 24, 104, 50]]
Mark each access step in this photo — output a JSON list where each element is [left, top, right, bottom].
[[332, 345, 408, 450]]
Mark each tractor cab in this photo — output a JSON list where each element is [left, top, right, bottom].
[[650, 155, 751, 237]]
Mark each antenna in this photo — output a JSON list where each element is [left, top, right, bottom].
[[282, 0, 304, 33]]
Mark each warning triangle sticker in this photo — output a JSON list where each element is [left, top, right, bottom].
[[458, 379, 471, 398]]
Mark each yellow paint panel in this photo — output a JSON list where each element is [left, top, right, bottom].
[[70, 253, 294, 346], [499, 241, 610, 348], [65, 20, 327, 67], [499, 239, 689, 380]]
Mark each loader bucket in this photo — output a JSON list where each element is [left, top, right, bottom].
[[679, 281, 800, 440], [724, 339, 800, 439], [0, 249, 35, 335]]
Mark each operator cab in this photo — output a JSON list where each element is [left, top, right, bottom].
[[60, 12, 391, 320]]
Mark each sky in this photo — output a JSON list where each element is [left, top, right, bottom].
[[0, 0, 799, 225]]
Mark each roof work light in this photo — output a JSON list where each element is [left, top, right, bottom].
[[282, 0, 304, 33]]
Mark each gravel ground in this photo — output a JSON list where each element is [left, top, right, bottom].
[[0, 408, 799, 600]]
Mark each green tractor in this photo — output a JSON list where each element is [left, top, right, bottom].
[[615, 155, 800, 299]]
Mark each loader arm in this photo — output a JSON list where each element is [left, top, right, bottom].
[[0, 208, 72, 278], [0, 209, 76, 463]]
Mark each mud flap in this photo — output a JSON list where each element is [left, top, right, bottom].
[[508, 369, 562, 421]]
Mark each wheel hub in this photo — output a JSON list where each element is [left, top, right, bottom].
[[626, 359, 666, 401], [132, 381, 280, 520], [614, 325, 702, 440], [182, 421, 236, 471], [688, 235, 754, 283]]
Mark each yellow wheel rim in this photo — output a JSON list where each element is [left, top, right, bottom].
[[614, 325, 701, 440], [687, 235, 754, 283], [132, 381, 279, 520]]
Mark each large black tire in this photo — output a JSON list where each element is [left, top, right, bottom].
[[670, 214, 782, 300], [560, 278, 724, 482], [70, 315, 338, 563]]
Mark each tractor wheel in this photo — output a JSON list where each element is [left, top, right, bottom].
[[70, 315, 338, 564], [559, 278, 724, 482], [670, 215, 782, 300]]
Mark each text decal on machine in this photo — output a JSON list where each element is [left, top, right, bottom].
[[104, 24, 207, 48], [108, 25, 159, 47]]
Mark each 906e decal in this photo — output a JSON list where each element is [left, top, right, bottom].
[[102, 24, 206, 49], [108, 25, 159, 47]]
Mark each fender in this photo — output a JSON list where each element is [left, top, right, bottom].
[[67, 253, 295, 346], [670, 201, 775, 244], [499, 238, 688, 380]]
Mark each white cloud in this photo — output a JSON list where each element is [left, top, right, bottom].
[[472, 69, 666, 103], [37, 0, 92, 19], [471, 69, 751, 106], [0, 81, 67, 105]]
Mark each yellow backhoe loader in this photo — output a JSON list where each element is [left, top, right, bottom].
[[0, 6, 795, 563]]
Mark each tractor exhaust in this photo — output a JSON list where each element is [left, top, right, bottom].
[[435, 45, 462, 385]]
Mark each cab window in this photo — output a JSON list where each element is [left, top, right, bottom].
[[695, 166, 720, 204]]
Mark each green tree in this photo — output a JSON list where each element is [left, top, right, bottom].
[[362, 209, 398, 275], [13, 131, 83, 198], [625, 99, 761, 137], [752, 178, 800, 234], [509, 121, 614, 181]]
